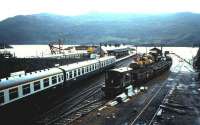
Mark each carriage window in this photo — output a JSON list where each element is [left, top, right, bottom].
[[59, 75, 63, 82], [89, 66, 91, 71], [66, 73, 69, 80], [93, 64, 95, 70], [0, 92, 4, 104], [90, 65, 93, 71], [61, 75, 64, 80], [69, 71, 73, 78], [58, 75, 61, 82], [82, 68, 84, 74], [95, 63, 97, 69], [96, 63, 99, 68], [34, 81, 40, 91], [9, 88, 18, 100], [52, 76, 57, 84], [74, 70, 77, 77], [78, 69, 81, 75], [44, 78, 49, 87], [22, 84, 30, 95], [91, 65, 93, 71]]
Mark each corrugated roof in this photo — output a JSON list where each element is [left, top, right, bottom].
[[101, 45, 130, 53], [60, 56, 115, 70]]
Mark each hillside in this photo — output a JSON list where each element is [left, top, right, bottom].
[[0, 12, 200, 45]]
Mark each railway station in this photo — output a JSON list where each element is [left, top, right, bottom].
[[1, 0, 200, 124], [0, 44, 199, 125]]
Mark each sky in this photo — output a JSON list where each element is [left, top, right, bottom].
[[0, 0, 200, 20]]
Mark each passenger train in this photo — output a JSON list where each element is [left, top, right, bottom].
[[0, 56, 116, 107]]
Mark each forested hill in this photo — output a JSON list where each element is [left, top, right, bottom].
[[0, 12, 200, 46]]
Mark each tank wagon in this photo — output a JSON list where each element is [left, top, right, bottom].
[[0, 56, 116, 107], [103, 48, 172, 98]]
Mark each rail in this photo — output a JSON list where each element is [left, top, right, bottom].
[[46, 88, 103, 125], [170, 53, 192, 66]]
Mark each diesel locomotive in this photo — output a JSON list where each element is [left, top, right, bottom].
[[103, 48, 172, 98]]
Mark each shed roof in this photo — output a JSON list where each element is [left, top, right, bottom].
[[110, 67, 132, 73]]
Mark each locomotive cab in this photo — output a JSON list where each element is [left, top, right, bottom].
[[103, 67, 132, 98]]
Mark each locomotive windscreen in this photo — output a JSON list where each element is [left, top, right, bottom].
[[105, 71, 122, 87]]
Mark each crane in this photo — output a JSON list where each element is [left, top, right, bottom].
[[48, 39, 72, 54]]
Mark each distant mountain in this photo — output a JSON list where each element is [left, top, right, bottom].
[[0, 12, 200, 46]]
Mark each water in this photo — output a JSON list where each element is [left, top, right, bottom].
[[137, 47, 198, 72], [2, 45, 199, 72], [1, 45, 76, 58], [136, 47, 198, 60], [10, 45, 50, 58]]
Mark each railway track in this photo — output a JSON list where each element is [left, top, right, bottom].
[[129, 60, 184, 125], [35, 82, 104, 125], [148, 60, 193, 125], [52, 97, 104, 125]]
